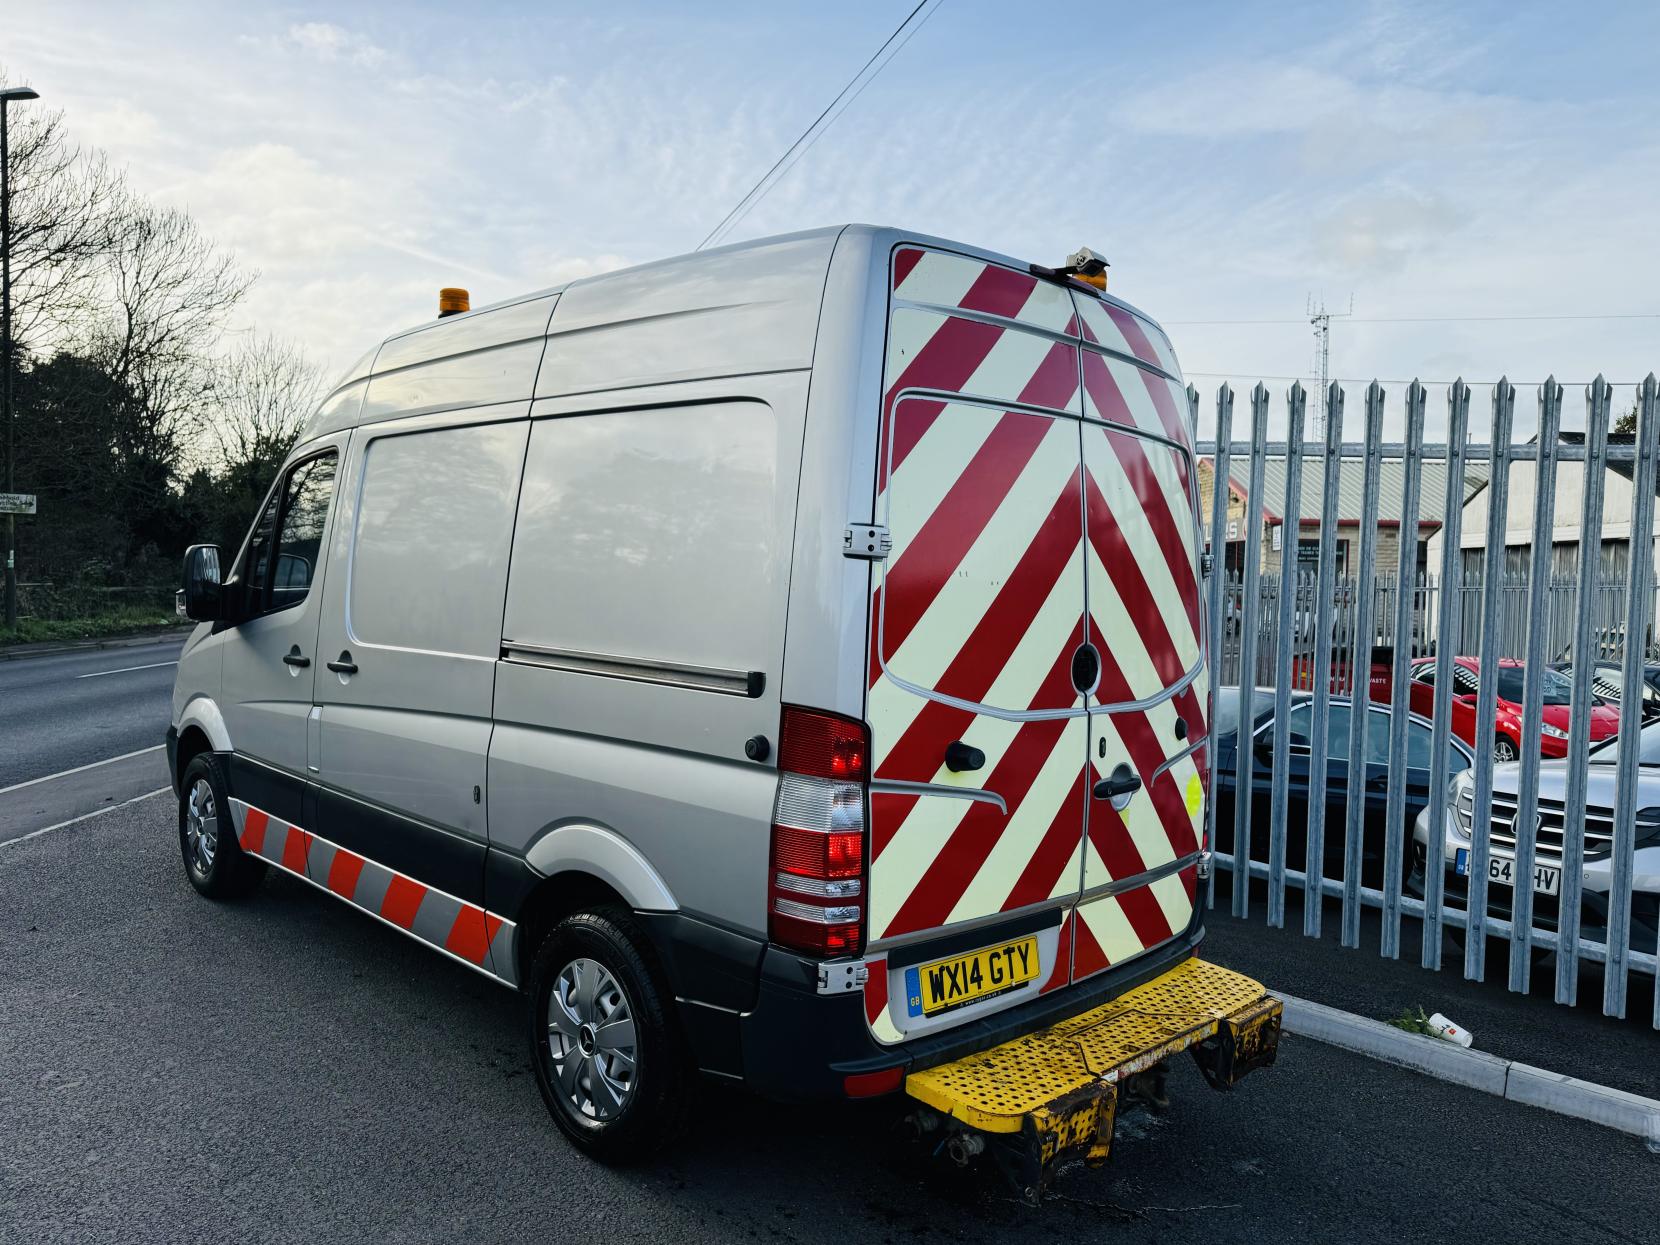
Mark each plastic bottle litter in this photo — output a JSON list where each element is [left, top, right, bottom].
[[1428, 1012, 1472, 1048]]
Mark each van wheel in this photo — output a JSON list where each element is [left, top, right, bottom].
[[177, 753, 265, 899], [527, 909, 692, 1162]]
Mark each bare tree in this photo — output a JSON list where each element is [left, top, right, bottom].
[[81, 193, 255, 504], [0, 77, 129, 351], [209, 334, 322, 472]]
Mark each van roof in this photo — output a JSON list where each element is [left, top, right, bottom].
[[302, 225, 1176, 443]]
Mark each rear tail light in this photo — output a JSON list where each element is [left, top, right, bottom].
[[843, 1065, 904, 1098], [770, 707, 870, 958]]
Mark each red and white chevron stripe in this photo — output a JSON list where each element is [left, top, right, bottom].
[[863, 245, 1209, 1035], [230, 800, 518, 985]]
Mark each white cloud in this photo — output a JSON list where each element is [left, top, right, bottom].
[[285, 22, 388, 69], [7, 0, 1658, 425]]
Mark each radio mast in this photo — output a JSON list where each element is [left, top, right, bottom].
[[1308, 294, 1353, 441]]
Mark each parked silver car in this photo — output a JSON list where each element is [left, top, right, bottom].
[[1411, 719, 1660, 948]]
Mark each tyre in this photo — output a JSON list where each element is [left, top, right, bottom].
[[527, 908, 692, 1162], [177, 753, 265, 900], [1493, 735, 1519, 763]]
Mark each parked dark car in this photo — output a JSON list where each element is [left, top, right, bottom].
[[1211, 688, 1475, 887], [1551, 659, 1660, 723]]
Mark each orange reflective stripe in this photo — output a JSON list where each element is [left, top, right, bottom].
[[444, 904, 492, 965], [240, 808, 269, 854], [380, 875, 426, 930]]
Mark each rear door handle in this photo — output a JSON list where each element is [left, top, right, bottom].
[[326, 652, 358, 675], [282, 649, 311, 668], [1093, 768, 1143, 801]]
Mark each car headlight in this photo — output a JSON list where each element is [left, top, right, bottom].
[[1588, 810, 1660, 861], [1638, 810, 1660, 848], [1541, 723, 1569, 740]]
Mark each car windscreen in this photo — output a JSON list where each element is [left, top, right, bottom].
[[1589, 720, 1660, 767], [1214, 689, 1277, 739], [1493, 666, 1572, 706]]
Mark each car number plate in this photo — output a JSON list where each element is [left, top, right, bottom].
[[905, 935, 1040, 1018], [1486, 854, 1561, 897]]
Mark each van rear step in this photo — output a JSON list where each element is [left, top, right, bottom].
[[903, 959, 1280, 1202]]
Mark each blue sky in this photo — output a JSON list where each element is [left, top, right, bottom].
[[9, 1, 1660, 434]]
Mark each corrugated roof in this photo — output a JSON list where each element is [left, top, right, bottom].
[[1210, 455, 1491, 526]]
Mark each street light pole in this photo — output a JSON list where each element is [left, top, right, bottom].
[[2, 86, 40, 634]]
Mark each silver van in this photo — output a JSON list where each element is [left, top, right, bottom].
[[169, 225, 1278, 1180]]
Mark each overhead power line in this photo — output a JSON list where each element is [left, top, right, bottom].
[[695, 0, 943, 252], [1164, 313, 1660, 326]]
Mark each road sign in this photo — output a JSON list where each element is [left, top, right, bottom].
[[0, 493, 36, 515]]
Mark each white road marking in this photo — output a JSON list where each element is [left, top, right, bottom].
[[76, 660, 178, 680], [0, 787, 170, 849], [0, 744, 166, 797]]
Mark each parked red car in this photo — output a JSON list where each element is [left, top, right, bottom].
[[1398, 656, 1620, 761]]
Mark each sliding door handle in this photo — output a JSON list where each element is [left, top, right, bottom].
[[326, 652, 358, 675]]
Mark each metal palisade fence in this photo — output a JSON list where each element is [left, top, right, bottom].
[[1197, 373, 1660, 1024]]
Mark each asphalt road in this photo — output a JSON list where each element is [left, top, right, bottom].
[[3, 794, 1655, 1245], [0, 636, 184, 789]]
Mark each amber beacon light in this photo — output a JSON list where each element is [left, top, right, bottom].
[[437, 287, 470, 317]]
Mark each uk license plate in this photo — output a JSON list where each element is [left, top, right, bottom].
[[1486, 854, 1561, 897], [905, 936, 1040, 1017]]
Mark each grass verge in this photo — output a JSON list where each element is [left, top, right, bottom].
[[1, 609, 181, 648], [1385, 1005, 1439, 1037]]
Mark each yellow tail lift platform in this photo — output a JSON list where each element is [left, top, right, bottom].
[[905, 957, 1281, 1200]]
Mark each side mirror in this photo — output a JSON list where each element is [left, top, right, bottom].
[[181, 544, 224, 622]]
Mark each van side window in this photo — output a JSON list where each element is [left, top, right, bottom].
[[239, 451, 338, 617], [242, 492, 280, 613], [269, 454, 338, 612], [504, 402, 781, 673], [348, 422, 526, 656]]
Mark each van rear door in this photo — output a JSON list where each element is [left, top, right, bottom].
[[1074, 298, 1208, 981], [862, 245, 1208, 1042], [865, 246, 1087, 1041]]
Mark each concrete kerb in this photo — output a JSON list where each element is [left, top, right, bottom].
[[1279, 993, 1660, 1147]]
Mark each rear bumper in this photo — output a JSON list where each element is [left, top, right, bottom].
[[736, 926, 1205, 1100], [904, 957, 1279, 1199], [1408, 848, 1660, 949]]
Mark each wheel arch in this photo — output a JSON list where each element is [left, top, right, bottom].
[[175, 696, 232, 762], [511, 825, 679, 988], [513, 869, 633, 988], [174, 724, 218, 790]]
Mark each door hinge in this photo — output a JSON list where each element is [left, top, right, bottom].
[[843, 524, 891, 561], [816, 960, 869, 994]]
